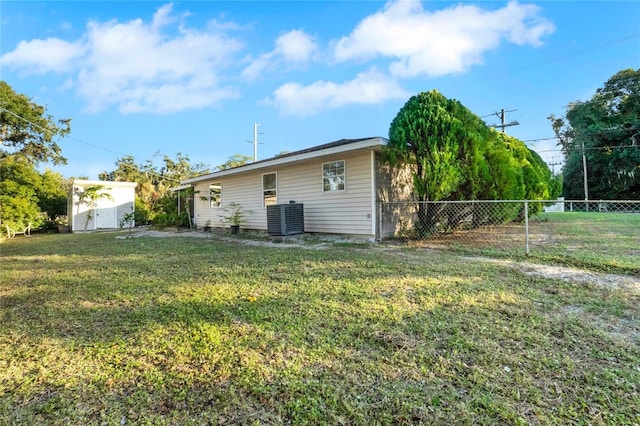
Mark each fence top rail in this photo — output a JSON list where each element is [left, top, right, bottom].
[[560, 199, 640, 203], [379, 199, 640, 205]]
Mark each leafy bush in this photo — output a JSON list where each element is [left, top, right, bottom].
[[151, 211, 191, 228], [133, 198, 150, 225], [40, 219, 57, 232], [177, 211, 191, 227], [151, 213, 174, 227]]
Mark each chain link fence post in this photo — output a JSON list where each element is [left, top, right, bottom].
[[524, 200, 529, 256]]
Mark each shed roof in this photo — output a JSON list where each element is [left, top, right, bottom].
[[181, 137, 387, 185], [72, 179, 137, 188]]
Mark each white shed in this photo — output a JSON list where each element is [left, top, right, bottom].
[[68, 179, 137, 232]]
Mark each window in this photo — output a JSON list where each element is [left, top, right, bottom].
[[323, 160, 345, 192], [262, 172, 277, 207], [209, 182, 221, 208]]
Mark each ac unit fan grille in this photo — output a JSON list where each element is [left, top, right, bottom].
[[267, 203, 304, 236]]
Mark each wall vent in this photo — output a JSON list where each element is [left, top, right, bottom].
[[267, 203, 304, 236]]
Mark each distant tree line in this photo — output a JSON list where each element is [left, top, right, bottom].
[[549, 68, 639, 200], [97, 152, 259, 227], [98, 153, 213, 227]]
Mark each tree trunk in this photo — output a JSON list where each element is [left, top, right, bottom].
[[414, 162, 435, 236], [415, 201, 438, 237]]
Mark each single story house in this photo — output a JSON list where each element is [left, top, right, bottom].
[[69, 179, 137, 231], [178, 137, 413, 239]]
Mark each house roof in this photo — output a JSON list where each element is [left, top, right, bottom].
[[180, 136, 388, 185]]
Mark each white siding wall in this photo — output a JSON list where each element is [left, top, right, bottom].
[[193, 150, 375, 236], [114, 189, 135, 227]]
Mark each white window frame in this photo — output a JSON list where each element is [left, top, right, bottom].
[[209, 182, 222, 208], [262, 172, 277, 207], [322, 160, 346, 193]]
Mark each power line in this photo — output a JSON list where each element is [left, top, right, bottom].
[[474, 32, 640, 84], [535, 144, 640, 154], [522, 137, 558, 143], [0, 105, 183, 183], [524, 125, 640, 144], [1, 104, 126, 157]]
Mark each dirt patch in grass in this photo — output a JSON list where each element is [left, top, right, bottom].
[[126, 227, 346, 249], [467, 257, 640, 292], [124, 228, 214, 239]]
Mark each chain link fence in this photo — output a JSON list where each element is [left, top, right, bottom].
[[378, 200, 640, 263]]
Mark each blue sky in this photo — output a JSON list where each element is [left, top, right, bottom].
[[1, 1, 639, 179]]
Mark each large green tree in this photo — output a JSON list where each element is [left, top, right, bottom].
[[0, 159, 69, 230], [0, 82, 71, 229], [37, 169, 70, 220], [549, 68, 640, 199], [0, 81, 70, 165], [388, 91, 477, 203], [0, 155, 43, 228], [387, 90, 558, 233]]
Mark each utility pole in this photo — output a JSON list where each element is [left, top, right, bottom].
[[548, 157, 561, 175], [246, 123, 263, 162], [489, 108, 519, 133], [581, 139, 589, 202], [253, 123, 260, 162]]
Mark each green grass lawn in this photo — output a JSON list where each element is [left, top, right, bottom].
[[405, 211, 640, 276], [528, 212, 640, 275], [1, 230, 639, 425]]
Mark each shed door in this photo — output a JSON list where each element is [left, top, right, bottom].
[[95, 198, 117, 228]]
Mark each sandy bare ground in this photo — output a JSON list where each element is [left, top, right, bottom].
[[123, 227, 340, 248], [465, 257, 639, 292]]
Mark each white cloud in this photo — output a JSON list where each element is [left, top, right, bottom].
[[1, 38, 85, 73], [266, 68, 409, 117], [275, 29, 317, 63], [151, 3, 176, 29], [1, 3, 244, 114], [242, 29, 317, 81], [241, 54, 275, 81], [1, 0, 557, 117], [334, 0, 555, 78]]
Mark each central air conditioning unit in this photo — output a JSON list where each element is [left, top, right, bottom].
[[267, 202, 304, 236]]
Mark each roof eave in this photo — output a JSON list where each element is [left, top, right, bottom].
[[182, 137, 388, 185]]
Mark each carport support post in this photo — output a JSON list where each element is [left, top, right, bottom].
[[524, 200, 530, 256]]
